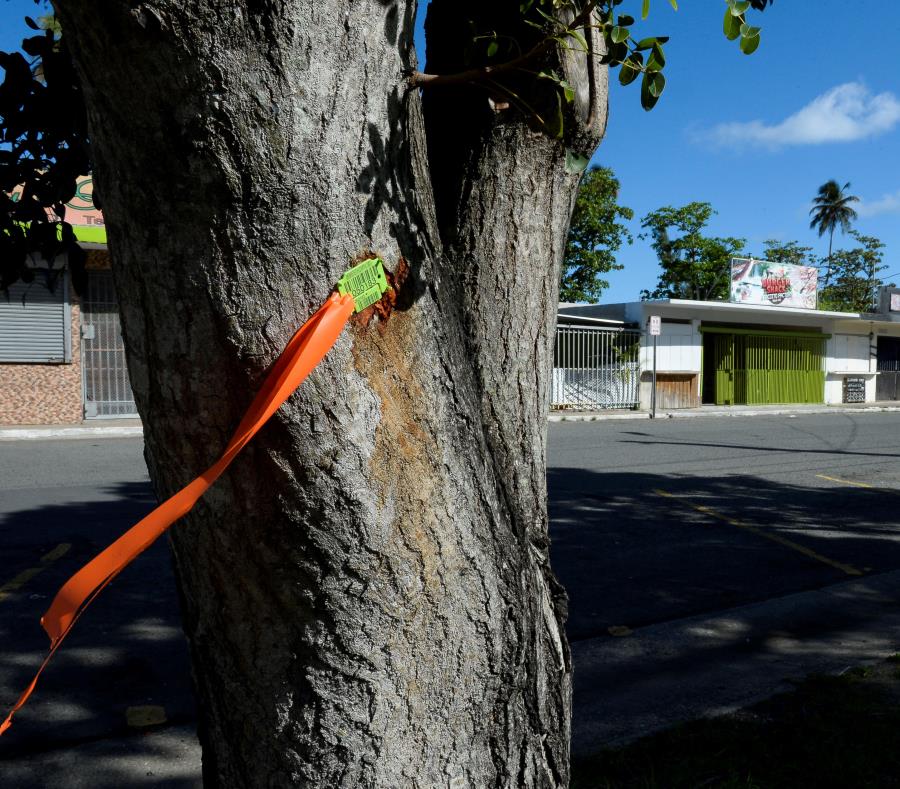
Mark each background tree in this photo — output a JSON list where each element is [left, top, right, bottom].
[[809, 179, 859, 288], [0, 16, 88, 291], [2, 0, 772, 784], [759, 239, 817, 269], [819, 231, 886, 313], [640, 201, 745, 301], [560, 165, 633, 303]]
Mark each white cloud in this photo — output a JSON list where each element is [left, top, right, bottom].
[[702, 82, 900, 148], [858, 189, 900, 217]]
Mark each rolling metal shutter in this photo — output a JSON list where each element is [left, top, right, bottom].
[[702, 327, 826, 405], [0, 276, 71, 363]]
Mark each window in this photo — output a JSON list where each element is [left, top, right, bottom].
[[0, 273, 71, 363]]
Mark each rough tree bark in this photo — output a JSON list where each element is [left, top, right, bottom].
[[56, 1, 606, 785]]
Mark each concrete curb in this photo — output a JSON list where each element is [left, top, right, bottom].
[[549, 411, 648, 422], [571, 569, 900, 757], [550, 405, 900, 422], [3, 405, 898, 439], [0, 425, 144, 442]]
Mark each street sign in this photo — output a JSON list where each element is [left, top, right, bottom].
[[649, 315, 661, 336]]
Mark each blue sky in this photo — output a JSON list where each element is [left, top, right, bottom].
[[588, 0, 900, 302], [4, 1, 899, 303], [413, 1, 900, 302]]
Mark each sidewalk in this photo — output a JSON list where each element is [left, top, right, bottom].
[[0, 419, 143, 441], [550, 401, 900, 422], [6, 572, 900, 783], [3, 403, 899, 441], [571, 569, 900, 757]]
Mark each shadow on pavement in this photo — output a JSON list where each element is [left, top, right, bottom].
[[4, 463, 899, 773], [548, 467, 900, 640], [549, 467, 900, 754], [0, 481, 198, 771]]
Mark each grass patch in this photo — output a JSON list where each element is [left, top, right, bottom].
[[572, 657, 900, 788]]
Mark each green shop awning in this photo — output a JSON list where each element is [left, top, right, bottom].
[[72, 225, 107, 245]]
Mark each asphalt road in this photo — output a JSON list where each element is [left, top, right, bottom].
[[1, 412, 900, 780], [0, 438, 197, 785], [548, 412, 900, 642]]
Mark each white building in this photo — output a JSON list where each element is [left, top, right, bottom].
[[557, 294, 900, 410]]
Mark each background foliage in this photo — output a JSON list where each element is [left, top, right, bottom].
[[0, 17, 88, 292], [639, 201, 745, 301], [561, 166, 633, 302]]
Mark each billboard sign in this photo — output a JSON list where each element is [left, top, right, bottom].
[[8, 175, 106, 244], [730, 258, 818, 310]]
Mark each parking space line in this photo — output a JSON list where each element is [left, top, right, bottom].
[[816, 474, 875, 489], [0, 543, 72, 603], [654, 490, 863, 577], [126, 705, 168, 728]]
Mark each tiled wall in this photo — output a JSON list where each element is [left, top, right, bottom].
[[85, 250, 110, 271], [0, 285, 83, 425], [0, 252, 111, 425]]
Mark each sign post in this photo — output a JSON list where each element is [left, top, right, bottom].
[[649, 316, 661, 419]]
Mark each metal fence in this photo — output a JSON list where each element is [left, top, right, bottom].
[[551, 326, 641, 410], [82, 271, 138, 418]]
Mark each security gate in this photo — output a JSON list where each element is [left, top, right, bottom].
[[551, 326, 641, 409], [702, 329, 826, 405], [81, 271, 138, 418], [876, 336, 900, 401]]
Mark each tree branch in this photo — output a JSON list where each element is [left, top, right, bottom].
[[409, 0, 602, 89], [409, 39, 551, 89]]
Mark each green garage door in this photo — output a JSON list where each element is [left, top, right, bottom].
[[702, 328, 826, 405]]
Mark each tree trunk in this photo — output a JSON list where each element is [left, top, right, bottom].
[[57, 2, 606, 785]]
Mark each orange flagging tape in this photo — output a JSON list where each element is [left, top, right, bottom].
[[1, 293, 355, 736]]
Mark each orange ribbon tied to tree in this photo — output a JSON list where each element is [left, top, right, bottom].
[[1, 258, 389, 736]]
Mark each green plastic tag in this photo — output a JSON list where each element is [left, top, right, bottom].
[[337, 257, 390, 313]]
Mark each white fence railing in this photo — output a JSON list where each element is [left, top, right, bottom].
[[551, 326, 641, 410]]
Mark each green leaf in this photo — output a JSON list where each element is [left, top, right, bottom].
[[668, 0, 678, 9], [723, 8, 741, 40], [565, 150, 590, 175], [642, 0, 650, 20], [618, 56, 642, 86], [567, 26, 590, 53], [609, 41, 629, 64], [560, 80, 575, 103], [486, 40, 498, 58], [547, 92, 565, 139], [740, 24, 761, 38], [617, 15, 635, 26], [610, 26, 630, 43], [740, 31, 761, 54], [635, 35, 669, 50], [640, 81, 657, 111], [647, 42, 665, 71], [535, 6, 558, 25], [640, 71, 665, 110], [731, 0, 750, 15]]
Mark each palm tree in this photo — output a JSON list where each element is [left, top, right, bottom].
[[809, 179, 859, 287]]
